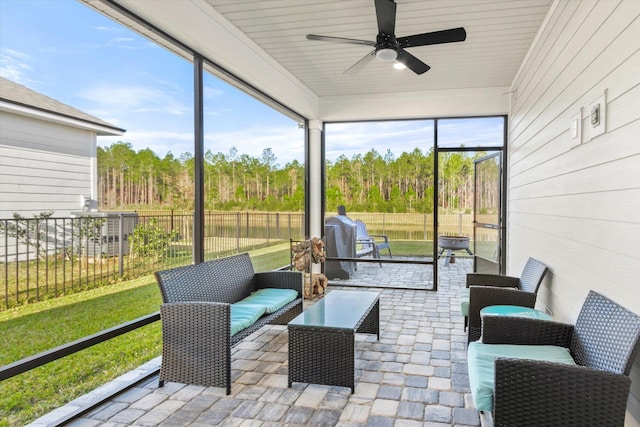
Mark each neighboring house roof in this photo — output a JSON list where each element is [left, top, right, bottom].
[[0, 77, 125, 136]]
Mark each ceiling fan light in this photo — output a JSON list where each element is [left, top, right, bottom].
[[393, 62, 406, 70], [376, 48, 397, 62]]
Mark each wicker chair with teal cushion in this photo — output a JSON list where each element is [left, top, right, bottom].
[[459, 257, 548, 342], [467, 290, 640, 426]]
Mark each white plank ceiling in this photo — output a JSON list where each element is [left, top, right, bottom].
[[205, 0, 552, 97]]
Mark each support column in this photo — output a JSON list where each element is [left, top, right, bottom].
[[193, 54, 204, 264], [308, 120, 323, 240], [308, 120, 323, 275]]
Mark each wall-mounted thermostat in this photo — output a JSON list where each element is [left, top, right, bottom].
[[588, 90, 606, 141], [590, 104, 599, 127]]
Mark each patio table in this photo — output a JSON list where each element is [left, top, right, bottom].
[[288, 290, 380, 393]]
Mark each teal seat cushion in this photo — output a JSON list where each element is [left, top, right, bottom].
[[230, 303, 266, 335], [459, 288, 470, 315], [467, 342, 577, 412], [240, 288, 298, 313]]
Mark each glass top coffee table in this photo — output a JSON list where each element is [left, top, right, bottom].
[[288, 290, 380, 393]]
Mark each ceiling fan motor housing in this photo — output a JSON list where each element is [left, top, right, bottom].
[[375, 34, 399, 61]]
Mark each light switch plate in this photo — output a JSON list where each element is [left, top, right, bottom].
[[570, 109, 582, 145], [588, 90, 606, 140]]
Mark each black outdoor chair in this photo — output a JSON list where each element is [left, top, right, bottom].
[[460, 257, 548, 343], [468, 290, 640, 426]]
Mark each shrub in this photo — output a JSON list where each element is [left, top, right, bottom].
[[128, 218, 177, 261]]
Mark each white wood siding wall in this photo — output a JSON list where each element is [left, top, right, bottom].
[[0, 111, 97, 218], [508, 0, 640, 424]]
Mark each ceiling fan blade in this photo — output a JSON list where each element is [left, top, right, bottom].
[[397, 49, 430, 75], [374, 0, 396, 35], [344, 50, 376, 75], [306, 34, 376, 46], [398, 27, 467, 48]]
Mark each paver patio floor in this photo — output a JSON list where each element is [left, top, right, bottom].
[[31, 259, 479, 427]]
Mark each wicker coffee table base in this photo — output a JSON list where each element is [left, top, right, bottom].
[[288, 298, 379, 393]]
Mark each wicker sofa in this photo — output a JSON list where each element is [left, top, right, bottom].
[[155, 253, 303, 394], [467, 290, 640, 426]]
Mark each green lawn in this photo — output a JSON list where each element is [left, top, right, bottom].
[[384, 239, 436, 257], [0, 247, 290, 427]]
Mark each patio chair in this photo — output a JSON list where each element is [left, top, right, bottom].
[[355, 219, 392, 264], [468, 290, 640, 426], [460, 257, 548, 342]]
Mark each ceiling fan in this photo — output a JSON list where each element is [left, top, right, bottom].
[[306, 0, 466, 75]]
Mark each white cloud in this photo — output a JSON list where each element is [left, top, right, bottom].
[[325, 119, 503, 159], [204, 86, 224, 98], [111, 37, 135, 43], [92, 25, 115, 32], [97, 126, 306, 166], [87, 24, 155, 50], [79, 83, 189, 116], [0, 47, 30, 61], [325, 121, 434, 161], [0, 48, 35, 86], [204, 127, 305, 166], [105, 38, 157, 50]]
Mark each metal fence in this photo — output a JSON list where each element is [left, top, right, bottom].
[[346, 212, 474, 240], [1, 211, 305, 310]]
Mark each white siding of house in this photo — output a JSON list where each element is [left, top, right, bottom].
[[508, 0, 640, 424], [0, 111, 97, 218]]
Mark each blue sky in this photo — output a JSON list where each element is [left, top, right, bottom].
[[0, 0, 503, 167]]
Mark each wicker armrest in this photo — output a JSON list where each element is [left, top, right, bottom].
[[160, 301, 230, 342], [467, 286, 538, 343], [255, 270, 303, 296], [466, 273, 520, 288], [493, 359, 631, 426], [481, 316, 574, 346], [369, 234, 389, 242], [159, 301, 231, 390]]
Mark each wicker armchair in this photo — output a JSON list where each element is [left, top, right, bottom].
[[468, 290, 640, 426], [155, 253, 303, 394], [462, 257, 548, 342]]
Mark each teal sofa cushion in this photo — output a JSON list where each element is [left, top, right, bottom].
[[459, 288, 470, 315], [467, 342, 577, 412], [241, 288, 298, 313], [230, 303, 266, 335]]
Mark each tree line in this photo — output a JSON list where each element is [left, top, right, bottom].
[[97, 142, 494, 213]]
